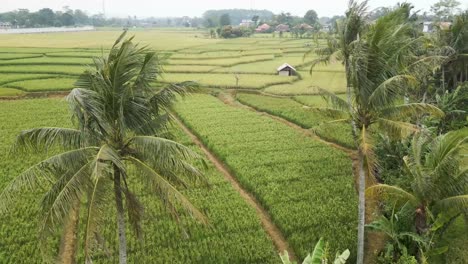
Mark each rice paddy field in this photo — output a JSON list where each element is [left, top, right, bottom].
[[0, 29, 345, 96], [0, 29, 465, 263]]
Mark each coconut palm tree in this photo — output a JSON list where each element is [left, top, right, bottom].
[[366, 130, 468, 261], [0, 31, 207, 264], [308, 3, 445, 263], [367, 131, 468, 234]]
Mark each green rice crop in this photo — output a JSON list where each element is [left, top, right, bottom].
[[174, 94, 358, 260], [0, 98, 278, 263], [0, 74, 56, 85], [214, 55, 315, 74], [6, 78, 77, 91], [0, 53, 43, 60], [162, 73, 297, 89], [0, 57, 93, 65], [168, 55, 274, 66], [0, 30, 219, 50], [163, 65, 219, 73], [0, 87, 25, 96], [237, 93, 355, 148], [293, 94, 347, 107], [264, 71, 346, 95], [0, 65, 85, 75]]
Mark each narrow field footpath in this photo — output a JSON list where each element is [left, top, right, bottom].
[[218, 91, 356, 157], [172, 114, 298, 261]]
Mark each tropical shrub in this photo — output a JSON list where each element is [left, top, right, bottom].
[[280, 237, 350, 264]]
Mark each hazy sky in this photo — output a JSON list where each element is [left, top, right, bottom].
[[1, 0, 466, 18]]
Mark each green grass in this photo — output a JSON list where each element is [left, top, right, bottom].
[[6, 78, 77, 91], [237, 93, 355, 148], [162, 73, 297, 89], [174, 94, 358, 260], [264, 71, 346, 95], [168, 55, 274, 66], [163, 65, 219, 73], [293, 94, 348, 107], [0, 74, 56, 85], [0, 53, 43, 60], [0, 57, 93, 66], [0, 65, 85, 75], [0, 87, 25, 96], [0, 98, 278, 263], [0, 30, 219, 50], [214, 55, 315, 74]]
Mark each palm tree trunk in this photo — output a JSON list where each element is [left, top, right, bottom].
[[356, 152, 366, 264], [345, 60, 364, 264], [345, 62, 358, 143], [114, 168, 127, 264], [58, 201, 80, 264]]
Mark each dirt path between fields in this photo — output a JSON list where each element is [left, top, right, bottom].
[[217, 91, 356, 157], [173, 115, 298, 261]]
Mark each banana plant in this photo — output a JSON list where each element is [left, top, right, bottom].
[[280, 238, 350, 264]]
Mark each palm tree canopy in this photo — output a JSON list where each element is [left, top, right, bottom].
[[367, 130, 468, 213]]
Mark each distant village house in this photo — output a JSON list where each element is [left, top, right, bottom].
[[277, 63, 296, 76], [255, 23, 271, 33], [275, 24, 290, 32]]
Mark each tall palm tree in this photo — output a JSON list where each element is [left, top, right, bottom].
[[366, 130, 468, 257], [0, 31, 207, 264], [308, 3, 445, 263]]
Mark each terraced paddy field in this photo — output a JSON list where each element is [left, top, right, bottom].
[[0, 29, 345, 96], [1, 29, 465, 263]]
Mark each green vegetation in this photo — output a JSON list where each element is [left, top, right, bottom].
[[0, 99, 278, 263], [0, 87, 25, 96], [174, 94, 357, 259], [0, 3, 466, 262], [162, 73, 296, 89], [6, 78, 77, 91], [265, 71, 346, 95], [236, 93, 354, 148]]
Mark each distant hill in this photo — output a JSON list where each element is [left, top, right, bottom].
[[203, 9, 274, 25]]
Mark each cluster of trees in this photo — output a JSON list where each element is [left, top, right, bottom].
[[0, 7, 206, 28], [203, 9, 274, 27], [0, 7, 93, 27], [205, 9, 324, 39], [307, 1, 468, 263]]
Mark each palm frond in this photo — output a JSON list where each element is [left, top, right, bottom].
[[128, 156, 208, 225], [128, 136, 204, 180], [123, 189, 144, 241], [366, 184, 419, 207], [150, 81, 198, 114], [317, 88, 351, 112], [359, 126, 378, 184], [368, 75, 417, 108], [435, 195, 468, 212], [307, 107, 349, 119], [83, 145, 120, 262], [12, 127, 83, 153], [0, 147, 97, 214], [39, 160, 93, 238], [380, 103, 444, 120], [377, 118, 420, 139]]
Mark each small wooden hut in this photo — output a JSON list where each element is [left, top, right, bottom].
[[277, 63, 296, 76]]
